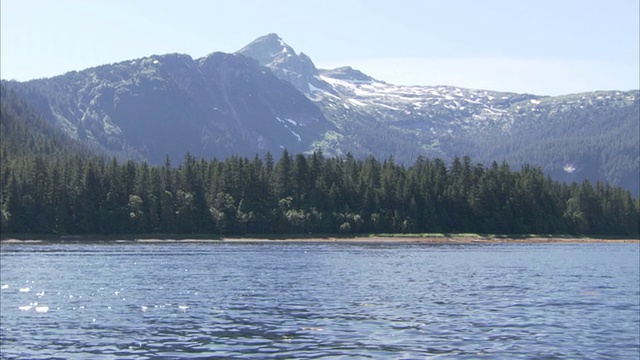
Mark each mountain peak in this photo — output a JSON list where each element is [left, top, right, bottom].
[[236, 33, 293, 66], [263, 32, 285, 44], [237, 34, 324, 94]]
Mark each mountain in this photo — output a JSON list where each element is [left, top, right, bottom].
[[237, 34, 639, 194], [2, 51, 333, 165], [309, 70, 638, 189], [2, 34, 638, 194]]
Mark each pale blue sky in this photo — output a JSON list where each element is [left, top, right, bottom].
[[1, 0, 638, 95]]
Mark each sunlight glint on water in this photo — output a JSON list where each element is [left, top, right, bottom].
[[1, 242, 638, 359]]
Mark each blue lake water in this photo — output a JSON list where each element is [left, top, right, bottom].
[[1, 242, 639, 359]]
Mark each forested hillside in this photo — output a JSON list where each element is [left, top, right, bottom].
[[2, 84, 638, 237], [0, 87, 89, 159], [2, 34, 638, 196], [1, 86, 90, 228], [474, 93, 640, 192]]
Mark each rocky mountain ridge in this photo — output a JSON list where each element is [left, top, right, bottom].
[[2, 33, 638, 194]]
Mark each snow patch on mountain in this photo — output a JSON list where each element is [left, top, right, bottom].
[[286, 118, 298, 126], [348, 98, 366, 107], [288, 128, 302, 141]]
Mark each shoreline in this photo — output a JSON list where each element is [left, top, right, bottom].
[[1, 236, 638, 244]]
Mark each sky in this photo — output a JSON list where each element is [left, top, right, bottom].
[[1, 0, 638, 95]]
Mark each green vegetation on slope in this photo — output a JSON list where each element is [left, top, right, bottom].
[[2, 85, 638, 236]]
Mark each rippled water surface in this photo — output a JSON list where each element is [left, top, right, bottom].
[[1, 242, 639, 359]]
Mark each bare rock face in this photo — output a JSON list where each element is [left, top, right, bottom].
[[236, 33, 327, 94]]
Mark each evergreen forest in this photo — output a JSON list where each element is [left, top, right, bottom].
[[1, 87, 639, 237]]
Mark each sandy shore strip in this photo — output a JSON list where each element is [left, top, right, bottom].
[[221, 237, 639, 244], [1, 236, 638, 244]]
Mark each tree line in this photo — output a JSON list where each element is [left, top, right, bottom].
[[1, 84, 638, 237], [2, 150, 638, 236]]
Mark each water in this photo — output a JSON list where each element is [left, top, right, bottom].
[[1, 242, 638, 359]]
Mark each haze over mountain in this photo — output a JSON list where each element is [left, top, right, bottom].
[[2, 34, 638, 194]]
